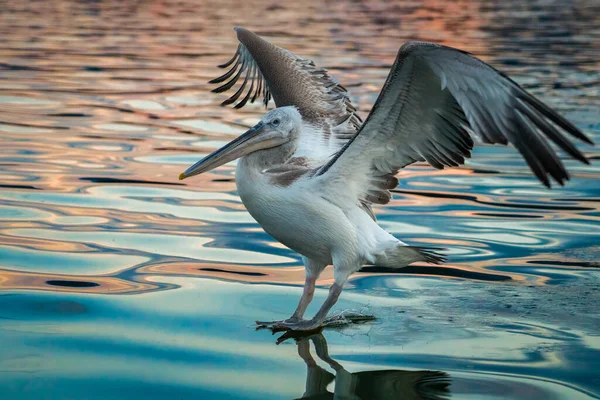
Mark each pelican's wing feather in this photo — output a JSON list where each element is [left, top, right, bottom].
[[316, 42, 592, 207], [210, 27, 362, 161]]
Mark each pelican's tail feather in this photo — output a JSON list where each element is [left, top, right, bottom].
[[414, 246, 447, 264], [375, 245, 446, 268]]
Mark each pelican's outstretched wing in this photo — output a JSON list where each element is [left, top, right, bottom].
[[316, 41, 592, 207], [210, 27, 361, 161]]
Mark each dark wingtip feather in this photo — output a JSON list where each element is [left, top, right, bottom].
[[217, 43, 241, 69], [220, 72, 249, 106], [514, 99, 591, 166], [208, 76, 223, 84], [209, 61, 239, 84], [212, 63, 244, 93], [519, 92, 593, 145], [234, 88, 252, 109], [511, 109, 573, 189]]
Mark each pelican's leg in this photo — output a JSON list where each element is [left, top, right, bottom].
[[290, 257, 326, 320], [256, 257, 325, 328], [271, 260, 354, 332]]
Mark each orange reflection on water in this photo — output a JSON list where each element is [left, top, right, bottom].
[[138, 262, 329, 285], [0, 269, 158, 294], [0, 234, 95, 253]]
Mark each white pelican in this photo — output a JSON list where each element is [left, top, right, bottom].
[[179, 27, 593, 331]]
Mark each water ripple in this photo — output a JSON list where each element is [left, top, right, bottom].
[[0, 0, 599, 398]]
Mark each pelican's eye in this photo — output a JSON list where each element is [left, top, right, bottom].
[[271, 118, 280, 127]]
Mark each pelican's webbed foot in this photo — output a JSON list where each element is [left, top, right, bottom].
[[266, 318, 323, 332], [255, 316, 303, 329]]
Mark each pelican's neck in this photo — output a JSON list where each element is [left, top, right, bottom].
[[239, 140, 296, 172]]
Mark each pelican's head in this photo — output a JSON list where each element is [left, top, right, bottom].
[[179, 106, 302, 180]]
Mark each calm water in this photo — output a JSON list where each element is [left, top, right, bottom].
[[1, 0, 599, 399]]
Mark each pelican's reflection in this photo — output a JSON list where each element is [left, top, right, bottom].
[[286, 332, 451, 400]]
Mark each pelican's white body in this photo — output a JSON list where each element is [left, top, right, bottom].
[[236, 156, 403, 276]]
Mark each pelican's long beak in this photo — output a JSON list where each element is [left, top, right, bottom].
[[179, 122, 266, 180]]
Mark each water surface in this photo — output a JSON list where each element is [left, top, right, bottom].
[[1, 0, 599, 399]]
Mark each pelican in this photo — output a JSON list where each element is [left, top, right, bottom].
[[179, 27, 593, 331]]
